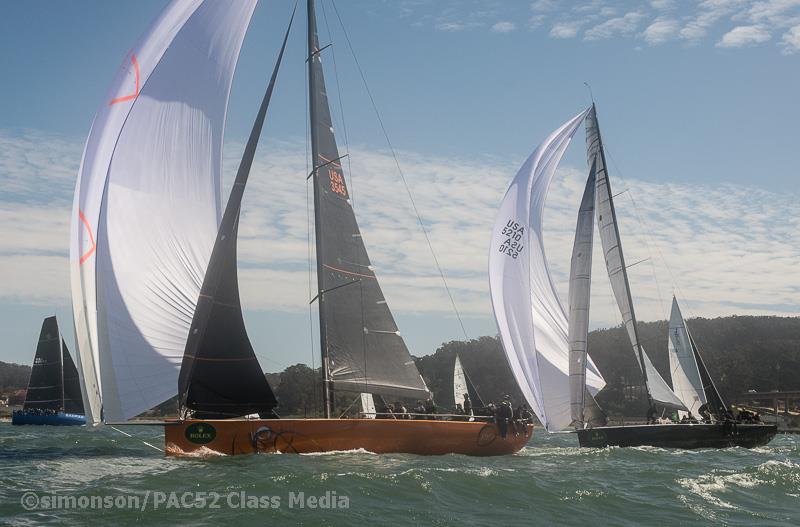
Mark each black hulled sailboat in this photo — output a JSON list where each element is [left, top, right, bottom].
[[573, 106, 776, 448], [12, 316, 86, 426], [160, 0, 532, 455]]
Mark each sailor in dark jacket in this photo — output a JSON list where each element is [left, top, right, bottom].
[[496, 396, 514, 438]]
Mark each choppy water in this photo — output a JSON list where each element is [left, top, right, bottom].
[[0, 423, 797, 526]]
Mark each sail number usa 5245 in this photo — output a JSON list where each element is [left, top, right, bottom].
[[498, 220, 525, 259]]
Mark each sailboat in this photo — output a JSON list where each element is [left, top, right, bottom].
[[71, 0, 531, 456], [491, 104, 775, 448], [12, 316, 85, 426]]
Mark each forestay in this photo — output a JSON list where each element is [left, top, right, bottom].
[[71, 0, 258, 422], [668, 297, 707, 414], [489, 109, 606, 432], [586, 105, 686, 411]]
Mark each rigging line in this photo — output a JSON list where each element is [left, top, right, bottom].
[[329, 0, 469, 340], [305, 60, 319, 415], [110, 425, 163, 453], [320, 0, 355, 209], [603, 143, 669, 323]]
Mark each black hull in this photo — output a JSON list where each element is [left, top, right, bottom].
[[577, 423, 777, 449]]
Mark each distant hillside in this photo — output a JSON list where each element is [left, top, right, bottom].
[[0, 361, 30, 393], [412, 315, 800, 416]]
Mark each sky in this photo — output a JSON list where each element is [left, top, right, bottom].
[[0, 0, 798, 373]]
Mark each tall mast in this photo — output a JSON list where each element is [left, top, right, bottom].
[[307, 0, 333, 418], [59, 327, 65, 412], [590, 103, 653, 408]]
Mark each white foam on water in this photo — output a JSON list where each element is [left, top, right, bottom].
[[299, 448, 377, 456]]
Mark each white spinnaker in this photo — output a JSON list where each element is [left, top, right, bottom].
[[489, 109, 606, 433], [70, 0, 258, 423], [586, 105, 686, 411], [360, 393, 376, 418], [453, 354, 468, 409], [668, 297, 706, 414]]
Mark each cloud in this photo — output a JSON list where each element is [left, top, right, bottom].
[[642, 17, 680, 44], [550, 21, 583, 39], [650, 0, 675, 10], [491, 21, 516, 33], [781, 23, 800, 52], [2, 129, 798, 334], [584, 11, 646, 40], [531, 0, 558, 13], [716, 25, 772, 47]]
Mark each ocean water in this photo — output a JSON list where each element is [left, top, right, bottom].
[[0, 423, 797, 526]]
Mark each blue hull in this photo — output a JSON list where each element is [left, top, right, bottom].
[[11, 412, 86, 426]]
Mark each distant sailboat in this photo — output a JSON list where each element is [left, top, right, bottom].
[[12, 317, 85, 426], [492, 103, 775, 448], [72, 0, 531, 456], [453, 354, 482, 418]]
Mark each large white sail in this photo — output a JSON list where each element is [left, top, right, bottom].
[[668, 297, 706, 414], [70, 0, 258, 423], [586, 105, 686, 412], [568, 169, 597, 428], [489, 109, 605, 432]]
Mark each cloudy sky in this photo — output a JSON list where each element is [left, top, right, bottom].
[[0, 0, 798, 370]]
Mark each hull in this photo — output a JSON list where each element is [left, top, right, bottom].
[[11, 412, 86, 426], [577, 423, 777, 449], [165, 418, 533, 457]]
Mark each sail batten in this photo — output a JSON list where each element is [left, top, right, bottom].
[[307, 0, 429, 406], [489, 108, 605, 433], [586, 105, 686, 412]]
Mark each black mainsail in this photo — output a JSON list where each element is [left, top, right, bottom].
[[178, 10, 295, 419], [23, 317, 65, 411], [307, 0, 429, 416], [23, 316, 84, 414], [689, 333, 727, 417]]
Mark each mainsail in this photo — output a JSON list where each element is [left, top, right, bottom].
[[178, 7, 295, 419], [489, 109, 606, 432], [307, 0, 429, 412], [70, 0, 258, 422], [586, 105, 686, 412], [23, 317, 65, 412], [667, 296, 706, 414], [23, 317, 84, 415]]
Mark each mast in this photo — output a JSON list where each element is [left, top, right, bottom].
[[59, 331, 65, 412], [307, 0, 333, 418], [588, 103, 653, 407]]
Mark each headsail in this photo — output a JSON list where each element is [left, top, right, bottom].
[[489, 109, 606, 432], [453, 354, 468, 408], [568, 169, 606, 429], [360, 393, 376, 418], [71, 0, 258, 422], [178, 7, 295, 419], [307, 0, 429, 407], [586, 105, 686, 412], [61, 340, 85, 415], [23, 317, 64, 412], [667, 297, 706, 414]]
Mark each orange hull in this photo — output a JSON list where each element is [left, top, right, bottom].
[[165, 418, 532, 456]]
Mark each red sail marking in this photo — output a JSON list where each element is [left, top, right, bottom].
[[78, 210, 96, 265], [109, 54, 140, 106]]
